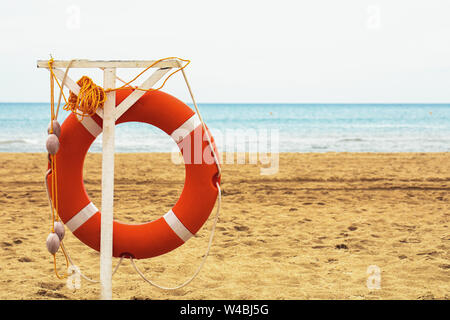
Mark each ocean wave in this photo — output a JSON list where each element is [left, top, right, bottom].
[[0, 139, 31, 145], [338, 138, 364, 142]]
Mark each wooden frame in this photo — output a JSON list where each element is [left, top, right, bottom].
[[37, 59, 177, 300]]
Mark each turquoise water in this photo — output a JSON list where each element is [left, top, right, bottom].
[[0, 102, 449, 152]]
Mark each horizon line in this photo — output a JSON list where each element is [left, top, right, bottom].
[[1, 101, 450, 105]]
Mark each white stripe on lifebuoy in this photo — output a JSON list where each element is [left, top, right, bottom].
[[163, 209, 194, 242], [170, 114, 201, 144], [77, 115, 102, 137], [66, 202, 99, 232]]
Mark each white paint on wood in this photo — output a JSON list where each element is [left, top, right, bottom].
[[100, 67, 116, 300], [52, 68, 80, 95], [77, 114, 102, 137], [114, 68, 170, 120], [37, 59, 180, 69]]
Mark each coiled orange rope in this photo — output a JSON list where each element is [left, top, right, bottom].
[[64, 76, 106, 119]]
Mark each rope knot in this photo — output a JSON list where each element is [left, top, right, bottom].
[[64, 76, 106, 119]]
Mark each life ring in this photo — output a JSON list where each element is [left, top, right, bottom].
[[47, 89, 220, 259]]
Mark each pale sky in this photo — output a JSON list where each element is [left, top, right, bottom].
[[0, 0, 449, 103]]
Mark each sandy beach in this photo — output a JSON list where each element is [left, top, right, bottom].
[[0, 152, 448, 300]]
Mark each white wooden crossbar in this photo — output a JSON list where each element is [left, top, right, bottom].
[[52, 68, 80, 95], [37, 59, 180, 69], [114, 68, 170, 120]]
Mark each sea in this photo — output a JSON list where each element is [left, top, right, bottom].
[[0, 103, 449, 153]]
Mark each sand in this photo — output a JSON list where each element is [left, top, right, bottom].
[[0, 152, 448, 300]]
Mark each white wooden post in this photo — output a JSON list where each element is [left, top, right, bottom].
[[100, 68, 116, 300]]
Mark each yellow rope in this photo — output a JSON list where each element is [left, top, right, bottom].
[[48, 61, 68, 117], [64, 76, 106, 119], [105, 57, 191, 92], [48, 58, 69, 279], [53, 249, 69, 280]]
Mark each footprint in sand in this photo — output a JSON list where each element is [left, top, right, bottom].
[[151, 266, 165, 273], [39, 282, 64, 291], [214, 253, 225, 260], [271, 251, 282, 257], [169, 289, 189, 296], [36, 289, 67, 299], [399, 238, 421, 243], [131, 296, 151, 300], [18, 257, 33, 262], [220, 241, 237, 248], [234, 225, 249, 232]]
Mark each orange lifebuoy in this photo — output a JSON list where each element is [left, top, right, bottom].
[[47, 89, 220, 259]]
